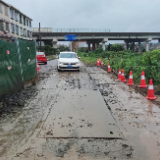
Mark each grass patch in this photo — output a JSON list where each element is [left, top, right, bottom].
[[47, 55, 55, 61], [78, 52, 109, 66], [80, 56, 97, 65]]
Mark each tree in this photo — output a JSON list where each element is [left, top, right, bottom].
[[43, 45, 53, 56], [78, 47, 86, 52], [108, 43, 111, 51], [37, 44, 70, 56], [36, 45, 58, 56], [110, 44, 124, 52], [95, 46, 103, 53], [57, 44, 70, 52]]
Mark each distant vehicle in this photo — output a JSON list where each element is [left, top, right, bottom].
[[57, 52, 80, 71], [36, 52, 47, 64]]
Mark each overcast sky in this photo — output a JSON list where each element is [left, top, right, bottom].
[[4, 0, 160, 32]]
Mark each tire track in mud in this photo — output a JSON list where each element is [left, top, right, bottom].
[[33, 67, 134, 160], [0, 64, 138, 159], [0, 62, 59, 157], [90, 66, 160, 160]]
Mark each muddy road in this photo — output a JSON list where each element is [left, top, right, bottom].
[[0, 60, 160, 160]]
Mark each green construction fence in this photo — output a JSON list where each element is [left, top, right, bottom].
[[0, 38, 37, 98]]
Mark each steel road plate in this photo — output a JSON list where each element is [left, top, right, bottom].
[[38, 89, 121, 138]]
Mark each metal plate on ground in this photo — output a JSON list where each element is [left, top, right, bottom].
[[38, 89, 121, 138]]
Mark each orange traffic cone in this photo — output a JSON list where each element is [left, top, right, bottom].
[[37, 63, 40, 71], [108, 64, 111, 72], [121, 69, 126, 82], [118, 68, 121, 80], [101, 61, 104, 66], [128, 71, 134, 85], [146, 79, 156, 100], [97, 60, 100, 66], [98, 58, 101, 64], [139, 71, 147, 88]]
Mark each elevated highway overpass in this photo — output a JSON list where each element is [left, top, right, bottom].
[[32, 28, 160, 51]]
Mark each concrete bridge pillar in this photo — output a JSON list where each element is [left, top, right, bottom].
[[102, 42, 105, 51], [126, 43, 129, 50], [138, 42, 141, 52], [132, 42, 135, 52], [145, 37, 152, 51], [92, 42, 95, 51], [52, 38, 58, 48], [145, 42, 149, 52], [96, 43, 99, 48], [102, 37, 108, 51], [87, 43, 91, 51], [124, 41, 129, 50]]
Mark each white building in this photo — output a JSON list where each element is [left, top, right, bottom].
[[0, 0, 32, 41]]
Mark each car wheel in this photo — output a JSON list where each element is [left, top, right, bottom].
[[57, 67, 60, 72], [45, 62, 47, 65]]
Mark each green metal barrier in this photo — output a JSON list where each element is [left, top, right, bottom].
[[0, 40, 22, 97], [0, 39, 37, 98], [19, 39, 37, 83]]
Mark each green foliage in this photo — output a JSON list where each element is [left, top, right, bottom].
[[77, 51, 109, 66], [78, 47, 86, 52], [108, 50, 160, 86], [37, 44, 70, 56], [37, 45, 56, 56], [95, 47, 103, 53], [110, 44, 124, 52], [43, 45, 53, 56], [58, 44, 70, 52], [78, 49, 160, 86]]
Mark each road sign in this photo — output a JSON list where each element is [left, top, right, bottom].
[[65, 35, 76, 41]]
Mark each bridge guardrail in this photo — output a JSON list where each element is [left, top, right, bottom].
[[32, 28, 110, 33]]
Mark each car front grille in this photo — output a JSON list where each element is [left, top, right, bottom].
[[59, 66, 79, 69], [63, 63, 76, 65], [63, 63, 69, 65]]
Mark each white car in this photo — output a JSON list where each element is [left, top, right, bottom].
[[57, 52, 80, 71]]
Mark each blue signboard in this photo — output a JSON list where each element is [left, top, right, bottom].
[[65, 35, 76, 41]]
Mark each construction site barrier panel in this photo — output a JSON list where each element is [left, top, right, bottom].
[[0, 38, 37, 98]]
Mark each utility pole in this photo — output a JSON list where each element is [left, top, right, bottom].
[[39, 22, 41, 51]]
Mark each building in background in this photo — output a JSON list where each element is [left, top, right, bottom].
[[0, 0, 32, 41], [69, 41, 88, 52], [69, 41, 79, 52]]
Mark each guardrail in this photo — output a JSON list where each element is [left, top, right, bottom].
[[53, 28, 110, 33], [33, 28, 110, 33]]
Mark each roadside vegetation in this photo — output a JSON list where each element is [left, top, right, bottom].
[[37, 44, 70, 56], [78, 44, 160, 86], [78, 52, 109, 66], [47, 55, 55, 61]]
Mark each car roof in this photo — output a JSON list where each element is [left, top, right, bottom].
[[36, 52, 45, 55], [60, 52, 76, 54], [37, 52, 45, 54]]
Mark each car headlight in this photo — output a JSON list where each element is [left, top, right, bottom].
[[59, 62, 62, 64]]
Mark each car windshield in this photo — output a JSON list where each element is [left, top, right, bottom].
[[60, 53, 77, 58]]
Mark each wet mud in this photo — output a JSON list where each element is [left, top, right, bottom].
[[0, 60, 160, 160]]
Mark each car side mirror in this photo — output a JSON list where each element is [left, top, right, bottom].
[[78, 57, 81, 59]]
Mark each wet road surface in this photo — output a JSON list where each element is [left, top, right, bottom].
[[0, 60, 160, 160]]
